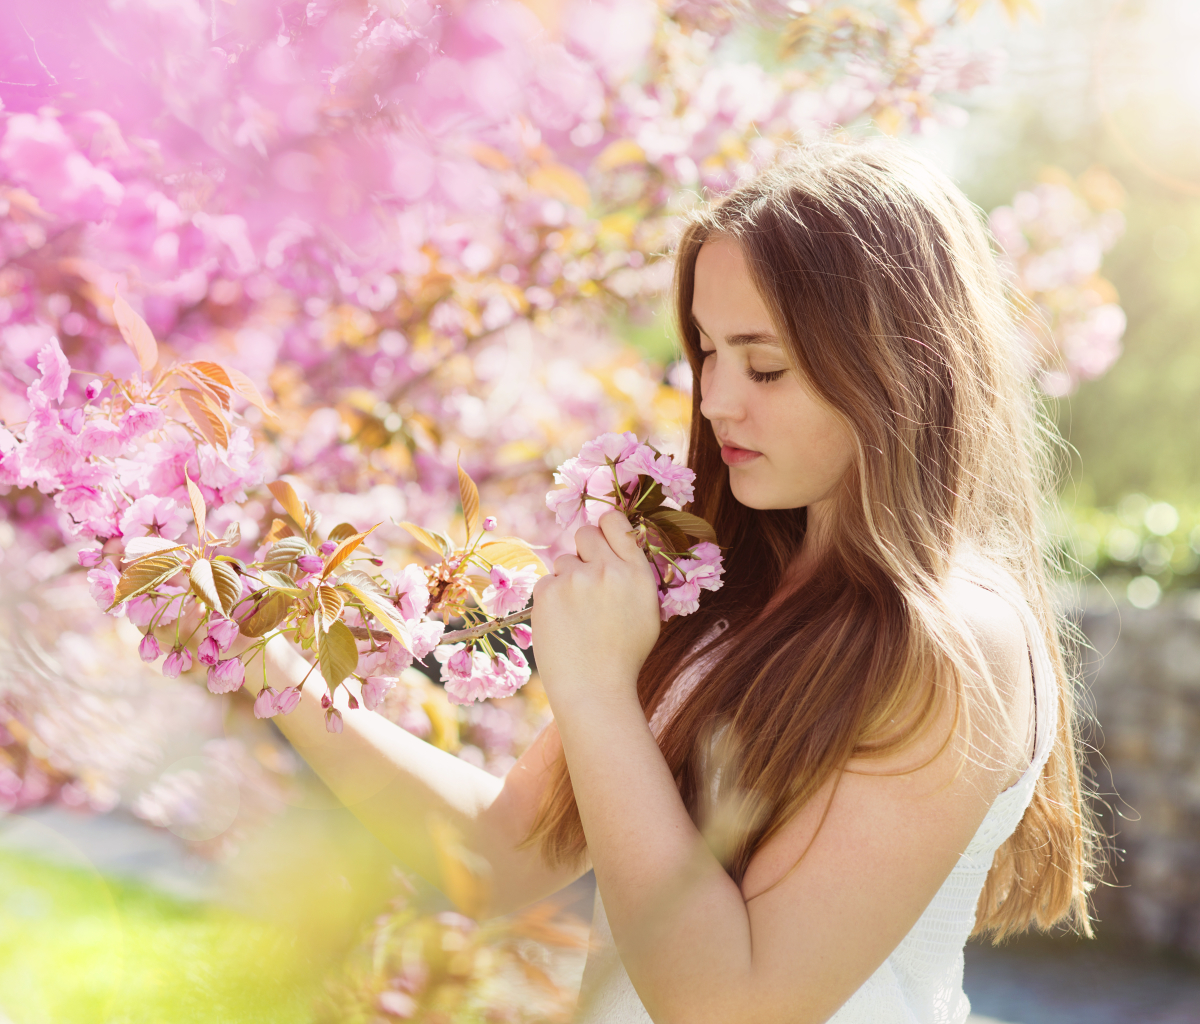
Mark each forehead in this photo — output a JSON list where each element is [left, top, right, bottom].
[[691, 236, 776, 336]]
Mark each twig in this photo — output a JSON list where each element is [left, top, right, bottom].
[[345, 606, 533, 647]]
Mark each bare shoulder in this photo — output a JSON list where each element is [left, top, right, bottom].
[[944, 575, 1028, 687]]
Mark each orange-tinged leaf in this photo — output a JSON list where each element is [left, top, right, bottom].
[[112, 286, 158, 371], [477, 539, 548, 577], [399, 521, 449, 556], [457, 460, 481, 540], [191, 360, 232, 389], [179, 389, 229, 448], [327, 522, 358, 543], [264, 518, 294, 544], [185, 474, 207, 540], [267, 481, 307, 535], [225, 366, 277, 421], [321, 524, 379, 578]]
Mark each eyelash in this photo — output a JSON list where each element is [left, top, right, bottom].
[[698, 349, 785, 384], [746, 368, 786, 384]]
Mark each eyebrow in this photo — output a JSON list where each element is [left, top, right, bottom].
[[690, 312, 781, 347]]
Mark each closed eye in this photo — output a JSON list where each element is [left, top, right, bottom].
[[746, 368, 786, 383]]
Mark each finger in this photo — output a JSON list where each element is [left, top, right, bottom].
[[553, 552, 582, 576], [574, 524, 612, 562], [597, 510, 643, 565]]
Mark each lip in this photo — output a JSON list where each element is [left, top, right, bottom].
[[720, 444, 762, 466]]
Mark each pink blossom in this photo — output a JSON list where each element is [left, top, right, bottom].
[[78, 419, 127, 458], [55, 463, 122, 538], [207, 616, 240, 652], [118, 404, 167, 442], [577, 431, 642, 472], [275, 686, 302, 715], [378, 990, 417, 1018], [77, 547, 103, 568], [361, 676, 395, 711], [325, 707, 344, 733], [162, 647, 193, 677], [483, 516, 497, 531], [119, 495, 188, 541], [624, 447, 696, 506], [28, 338, 71, 407], [391, 563, 431, 621], [138, 634, 161, 662], [87, 562, 122, 611], [253, 687, 281, 719], [197, 637, 221, 666], [207, 657, 245, 694], [480, 564, 537, 617], [510, 623, 533, 648], [659, 578, 702, 620]]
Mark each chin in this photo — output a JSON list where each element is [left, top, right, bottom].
[[729, 479, 799, 511]]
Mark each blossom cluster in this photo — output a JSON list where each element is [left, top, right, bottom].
[[989, 166, 1128, 395], [547, 431, 724, 620]]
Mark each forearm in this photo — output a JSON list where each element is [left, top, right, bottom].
[[554, 688, 756, 1024], [258, 635, 503, 898]]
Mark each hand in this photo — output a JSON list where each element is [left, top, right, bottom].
[[531, 510, 661, 709]]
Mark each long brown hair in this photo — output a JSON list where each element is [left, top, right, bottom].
[[524, 139, 1095, 939]]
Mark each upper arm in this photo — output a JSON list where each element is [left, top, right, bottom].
[[733, 582, 1032, 1023], [474, 719, 593, 916]]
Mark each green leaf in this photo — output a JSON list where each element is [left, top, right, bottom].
[[646, 509, 718, 545], [238, 592, 291, 637], [477, 539, 548, 576], [336, 569, 388, 597], [258, 569, 307, 595], [327, 522, 359, 543], [263, 536, 314, 571], [318, 619, 358, 689], [210, 559, 242, 616], [340, 578, 411, 650], [111, 554, 183, 607], [189, 558, 223, 612]]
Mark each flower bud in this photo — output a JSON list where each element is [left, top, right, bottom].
[[505, 646, 527, 670], [162, 647, 192, 678], [138, 634, 161, 662], [85, 379, 103, 400], [275, 686, 302, 715], [197, 636, 220, 666], [483, 516, 497, 531], [319, 540, 338, 555], [347, 693, 360, 710], [77, 547, 103, 568], [253, 687, 280, 719], [325, 707, 344, 733], [361, 676, 394, 711], [207, 616, 240, 652], [207, 657, 245, 694], [510, 623, 533, 649], [296, 553, 324, 574], [321, 693, 333, 710]]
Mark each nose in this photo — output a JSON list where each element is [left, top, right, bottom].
[[698, 352, 745, 427]]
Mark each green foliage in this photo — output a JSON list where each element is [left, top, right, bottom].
[[0, 850, 317, 1024]]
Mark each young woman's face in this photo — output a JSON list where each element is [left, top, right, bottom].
[[692, 236, 856, 512]]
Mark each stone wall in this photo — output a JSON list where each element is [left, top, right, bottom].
[[1078, 593, 1200, 957]]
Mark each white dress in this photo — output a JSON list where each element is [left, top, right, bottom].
[[575, 566, 1057, 1024]]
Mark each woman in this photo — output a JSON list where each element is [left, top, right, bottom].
[[263, 138, 1096, 1024]]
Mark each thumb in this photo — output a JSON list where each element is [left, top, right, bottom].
[[597, 510, 645, 565]]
